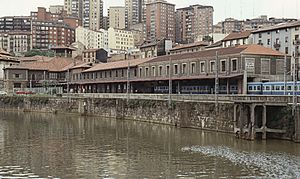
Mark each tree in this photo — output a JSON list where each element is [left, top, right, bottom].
[[24, 49, 54, 57]]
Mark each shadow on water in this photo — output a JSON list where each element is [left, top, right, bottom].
[[0, 110, 299, 178]]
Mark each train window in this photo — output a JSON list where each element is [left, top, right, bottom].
[[254, 86, 257, 90], [272, 86, 275, 90], [288, 86, 292, 90], [266, 86, 270, 90], [257, 86, 261, 90], [281, 86, 284, 90], [248, 86, 253, 90], [276, 86, 280, 90]]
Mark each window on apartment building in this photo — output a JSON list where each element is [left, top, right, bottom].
[[210, 61, 215, 73], [276, 30, 280, 33], [285, 37, 288, 43], [139, 68, 143, 77], [221, 60, 226, 72], [259, 33, 262, 38], [145, 67, 149, 77], [152, 66, 156, 76], [104, 71, 107, 78], [285, 47, 289, 54], [86, 73, 89, 79], [295, 35, 299, 40], [267, 39, 271, 45], [158, 66, 163, 76], [191, 63, 196, 74], [174, 64, 178, 75], [231, 59, 237, 72], [109, 71, 112, 78], [14, 74, 20, 78], [121, 69, 124, 77], [182, 63, 187, 74], [296, 27, 299, 31], [115, 70, 118, 77], [200, 62, 205, 73], [166, 65, 170, 76], [95, 73, 98, 79], [134, 69, 137, 77]]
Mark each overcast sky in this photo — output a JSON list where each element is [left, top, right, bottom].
[[1, 0, 300, 23]]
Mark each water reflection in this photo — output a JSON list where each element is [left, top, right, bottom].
[[0, 111, 299, 178]]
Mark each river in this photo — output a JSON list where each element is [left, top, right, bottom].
[[0, 111, 299, 179]]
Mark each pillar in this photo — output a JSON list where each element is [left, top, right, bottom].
[[239, 104, 244, 138], [262, 105, 267, 140], [250, 104, 256, 140], [234, 104, 237, 130], [295, 107, 300, 142]]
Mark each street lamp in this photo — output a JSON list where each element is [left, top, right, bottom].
[[167, 50, 172, 107]]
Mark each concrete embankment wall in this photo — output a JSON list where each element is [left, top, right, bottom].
[[0, 96, 235, 133]]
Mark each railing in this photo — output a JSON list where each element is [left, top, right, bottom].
[[62, 93, 295, 104]]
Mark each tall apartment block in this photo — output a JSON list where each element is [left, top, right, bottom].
[[125, 0, 146, 29], [64, 0, 103, 30], [108, 6, 126, 29], [175, 5, 213, 44], [146, 0, 175, 42]]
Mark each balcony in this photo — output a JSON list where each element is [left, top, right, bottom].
[[293, 39, 300, 45], [273, 42, 281, 50], [257, 42, 263, 46]]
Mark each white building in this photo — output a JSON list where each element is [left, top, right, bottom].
[[75, 26, 108, 50]]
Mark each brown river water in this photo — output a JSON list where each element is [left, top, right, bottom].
[[0, 111, 299, 179]]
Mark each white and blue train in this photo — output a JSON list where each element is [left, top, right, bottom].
[[154, 85, 238, 94], [247, 81, 300, 95]]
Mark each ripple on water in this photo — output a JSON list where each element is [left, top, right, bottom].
[[0, 166, 60, 179], [182, 146, 300, 179]]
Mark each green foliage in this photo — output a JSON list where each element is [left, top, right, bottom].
[[24, 49, 54, 57]]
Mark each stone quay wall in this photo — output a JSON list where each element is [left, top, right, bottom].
[[0, 96, 235, 133]]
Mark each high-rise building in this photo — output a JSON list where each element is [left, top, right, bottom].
[[64, 0, 103, 30], [125, 0, 146, 29], [175, 5, 214, 44], [146, 0, 175, 42], [108, 6, 126, 29]]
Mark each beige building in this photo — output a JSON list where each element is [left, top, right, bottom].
[[64, 0, 104, 30], [108, 6, 126, 29], [175, 5, 214, 44], [108, 27, 135, 52], [49, 5, 64, 14], [146, 0, 175, 42]]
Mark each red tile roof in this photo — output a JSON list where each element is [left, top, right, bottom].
[[83, 58, 154, 72], [222, 31, 252, 41], [170, 41, 209, 51], [6, 57, 83, 72]]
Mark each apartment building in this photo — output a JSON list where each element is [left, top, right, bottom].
[[75, 26, 108, 50], [0, 16, 32, 33], [108, 27, 135, 52], [31, 7, 81, 29], [251, 21, 300, 58], [125, 0, 146, 29], [108, 6, 126, 29], [31, 21, 75, 50], [0, 31, 32, 55], [146, 0, 175, 42], [64, 0, 104, 30], [175, 5, 214, 44]]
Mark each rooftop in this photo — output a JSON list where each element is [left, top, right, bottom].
[[222, 31, 252, 41], [252, 21, 300, 33], [83, 58, 154, 73]]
